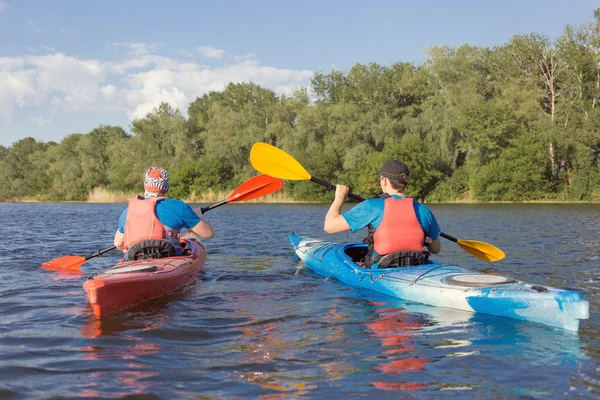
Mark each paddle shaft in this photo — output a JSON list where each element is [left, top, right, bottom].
[[311, 177, 365, 202], [85, 246, 117, 260], [200, 200, 225, 214], [439, 232, 458, 243]]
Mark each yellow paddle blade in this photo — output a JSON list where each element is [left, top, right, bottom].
[[250, 142, 312, 180], [456, 239, 505, 262]]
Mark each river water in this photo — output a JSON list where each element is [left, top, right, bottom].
[[0, 202, 598, 399]]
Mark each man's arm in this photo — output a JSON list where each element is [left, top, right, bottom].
[[114, 231, 124, 249], [416, 202, 442, 255], [324, 185, 351, 234], [427, 237, 441, 254], [114, 209, 127, 249], [190, 208, 215, 238]]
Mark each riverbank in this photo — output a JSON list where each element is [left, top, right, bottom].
[[6, 187, 312, 204], [6, 198, 600, 204], [5, 187, 600, 204]]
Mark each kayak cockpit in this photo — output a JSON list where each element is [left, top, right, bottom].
[[342, 243, 433, 269], [343, 243, 369, 264]]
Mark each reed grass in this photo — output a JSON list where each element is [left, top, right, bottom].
[[6, 187, 598, 204], [87, 187, 134, 203], [186, 189, 300, 204], [85, 187, 302, 204]]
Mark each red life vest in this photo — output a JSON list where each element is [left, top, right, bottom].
[[122, 196, 166, 250], [374, 197, 425, 254]]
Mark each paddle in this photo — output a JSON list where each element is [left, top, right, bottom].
[[250, 142, 505, 263], [42, 174, 285, 271]]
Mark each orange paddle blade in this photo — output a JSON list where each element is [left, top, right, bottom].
[[226, 174, 284, 202], [41, 255, 86, 271]]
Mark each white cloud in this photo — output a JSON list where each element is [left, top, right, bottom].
[[100, 85, 118, 101], [110, 54, 180, 74], [120, 59, 313, 120], [31, 116, 50, 125], [0, 57, 24, 70], [233, 53, 256, 62], [198, 46, 225, 60], [0, 69, 47, 123], [0, 2, 8, 12], [110, 42, 158, 57], [0, 44, 314, 126], [31, 108, 55, 126]]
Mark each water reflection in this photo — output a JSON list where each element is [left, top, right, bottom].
[[319, 302, 358, 383], [365, 301, 429, 391], [77, 294, 177, 397], [361, 297, 589, 393], [79, 339, 162, 397], [230, 313, 318, 397]]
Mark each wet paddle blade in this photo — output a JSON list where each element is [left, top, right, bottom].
[[456, 239, 505, 262], [41, 255, 86, 271], [250, 142, 312, 180], [226, 174, 284, 202]]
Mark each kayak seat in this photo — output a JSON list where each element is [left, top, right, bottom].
[[127, 239, 178, 261], [376, 251, 430, 269], [345, 246, 430, 269]]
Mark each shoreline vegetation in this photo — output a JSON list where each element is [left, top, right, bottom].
[[6, 188, 303, 204], [2, 10, 600, 204], [5, 188, 599, 204]]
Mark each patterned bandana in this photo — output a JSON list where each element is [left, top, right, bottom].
[[144, 167, 169, 198]]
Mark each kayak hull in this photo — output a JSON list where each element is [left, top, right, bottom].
[[83, 233, 207, 317], [289, 234, 589, 332]]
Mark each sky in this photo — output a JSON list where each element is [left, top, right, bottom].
[[0, 0, 598, 147]]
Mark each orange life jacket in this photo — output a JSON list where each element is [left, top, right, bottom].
[[122, 196, 166, 250], [373, 197, 425, 254]]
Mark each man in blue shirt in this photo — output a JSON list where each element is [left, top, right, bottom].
[[324, 159, 441, 264], [113, 167, 214, 252]]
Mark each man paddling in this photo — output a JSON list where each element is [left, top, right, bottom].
[[324, 159, 441, 268], [113, 167, 214, 258]]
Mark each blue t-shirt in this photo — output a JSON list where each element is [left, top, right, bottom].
[[342, 195, 440, 240], [118, 198, 202, 233]]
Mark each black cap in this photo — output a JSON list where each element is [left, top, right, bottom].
[[376, 159, 410, 179]]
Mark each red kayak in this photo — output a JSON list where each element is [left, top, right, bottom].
[[83, 233, 207, 317]]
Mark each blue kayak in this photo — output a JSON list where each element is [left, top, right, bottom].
[[289, 234, 589, 332]]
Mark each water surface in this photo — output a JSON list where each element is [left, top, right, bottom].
[[0, 203, 598, 398]]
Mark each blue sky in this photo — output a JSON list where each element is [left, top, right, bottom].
[[1, 0, 598, 147]]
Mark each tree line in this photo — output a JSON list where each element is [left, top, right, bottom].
[[2, 10, 600, 203]]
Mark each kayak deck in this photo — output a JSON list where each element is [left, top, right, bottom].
[[83, 234, 207, 317], [289, 234, 589, 332]]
